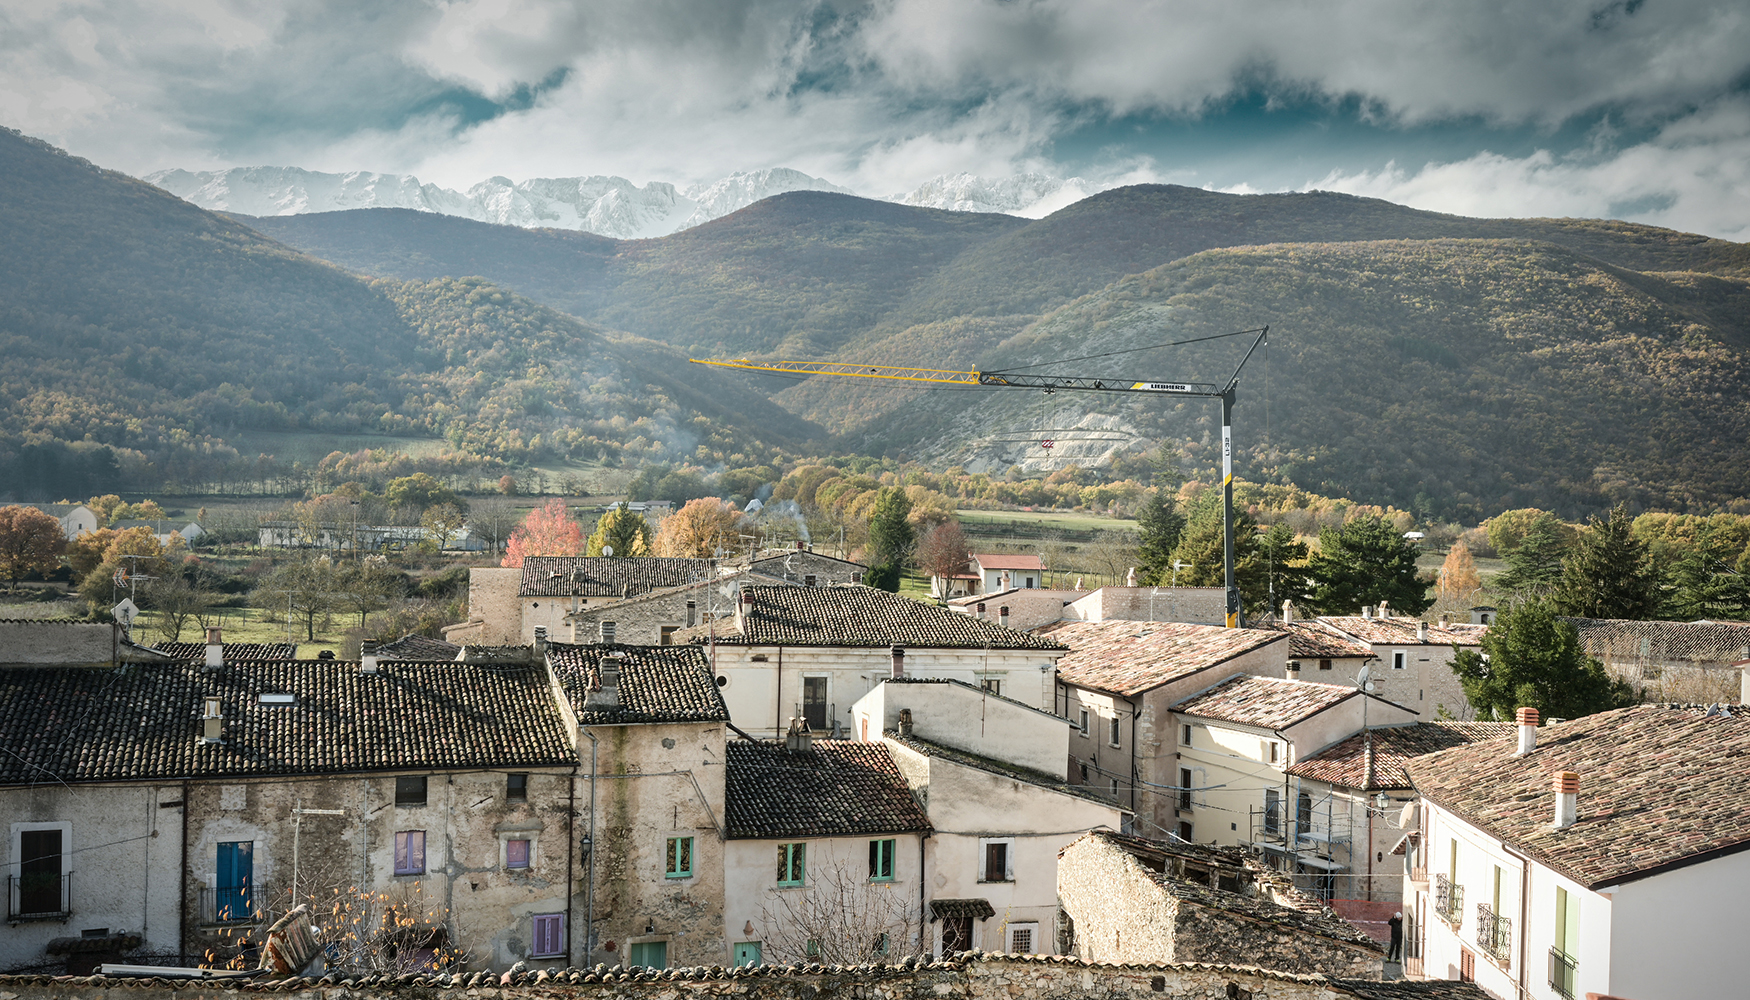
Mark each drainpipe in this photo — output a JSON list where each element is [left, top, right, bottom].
[[565, 763, 578, 966], [919, 832, 931, 956], [1127, 696, 1140, 818], [1504, 842, 1532, 1000], [583, 730, 599, 966], [178, 780, 189, 964], [775, 646, 783, 737]]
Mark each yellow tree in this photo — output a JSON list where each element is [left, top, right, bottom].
[[0, 505, 65, 591], [654, 499, 746, 558], [1437, 539, 1483, 603], [586, 504, 652, 557]]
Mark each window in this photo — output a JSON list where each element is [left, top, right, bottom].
[[666, 836, 694, 879], [1108, 716, 1121, 747], [1263, 790, 1281, 836], [1296, 792, 1313, 836], [659, 625, 678, 645], [1078, 763, 1088, 781], [1459, 947, 1476, 982], [1551, 887, 1580, 998], [805, 939, 822, 958], [1078, 709, 1089, 736], [1393, 650, 1407, 670], [13, 824, 70, 919], [1024, 576, 1035, 588], [1005, 922, 1037, 954], [1318, 658, 1332, 670], [981, 678, 1003, 697], [869, 838, 896, 881], [980, 838, 1014, 882], [941, 916, 972, 953], [629, 940, 667, 968], [872, 932, 889, 955], [506, 839, 530, 869], [804, 575, 817, 587], [802, 676, 828, 731], [394, 830, 426, 875], [1109, 778, 1120, 798], [733, 942, 763, 967], [531, 913, 565, 959], [395, 775, 427, 806], [1181, 724, 1193, 746], [600, 621, 617, 643], [777, 843, 805, 886], [214, 840, 254, 921], [506, 773, 528, 801]]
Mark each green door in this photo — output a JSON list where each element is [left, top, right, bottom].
[[628, 940, 667, 969], [733, 941, 762, 967]]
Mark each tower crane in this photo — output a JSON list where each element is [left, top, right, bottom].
[[691, 326, 1269, 628]]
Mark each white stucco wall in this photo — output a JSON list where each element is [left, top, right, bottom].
[[723, 834, 926, 966], [1604, 849, 1750, 1000], [850, 681, 1070, 776]]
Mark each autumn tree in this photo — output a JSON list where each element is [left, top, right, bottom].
[[1436, 539, 1483, 604], [335, 559, 406, 629], [1552, 503, 1664, 620], [1450, 597, 1637, 721], [501, 499, 585, 568], [85, 494, 125, 527], [420, 502, 468, 551], [144, 575, 215, 643], [915, 520, 972, 594], [0, 505, 65, 591], [587, 504, 652, 557], [255, 558, 341, 642], [386, 473, 463, 516], [654, 498, 746, 558]]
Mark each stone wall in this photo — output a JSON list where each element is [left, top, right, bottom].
[[0, 953, 1462, 1000], [444, 570, 523, 646], [0, 621, 121, 666]]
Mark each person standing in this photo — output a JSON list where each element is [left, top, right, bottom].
[[1387, 911, 1404, 962]]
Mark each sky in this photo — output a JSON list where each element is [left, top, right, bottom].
[[3, 0, 1748, 238]]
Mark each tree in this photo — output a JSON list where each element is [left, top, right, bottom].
[[1253, 522, 1312, 616], [255, 558, 340, 642], [1308, 515, 1432, 616], [1551, 503, 1663, 620], [1171, 496, 1309, 617], [335, 559, 406, 629], [501, 499, 585, 568], [1134, 490, 1186, 585], [498, 474, 518, 496], [755, 857, 920, 965], [467, 500, 520, 555], [85, 494, 124, 527], [0, 505, 65, 591], [143, 575, 215, 642], [420, 502, 468, 551], [1436, 540, 1483, 604], [914, 520, 972, 594], [386, 473, 462, 515], [1495, 512, 1572, 595], [653, 498, 746, 558], [1663, 544, 1750, 622], [865, 488, 914, 569], [586, 504, 652, 557], [1450, 597, 1637, 721]]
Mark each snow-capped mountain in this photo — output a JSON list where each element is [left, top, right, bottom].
[[144, 166, 475, 218], [680, 168, 850, 228], [888, 172, 1100, 218]]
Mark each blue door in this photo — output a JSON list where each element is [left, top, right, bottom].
[[216, 841, 253, 920], [733, 941, 762, 967]]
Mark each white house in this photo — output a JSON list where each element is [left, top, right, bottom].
[[1316, 608, 1487, 719], [971, 554, 1046, 593], [1403, 704, 1750, 1000], [19, 503, 98, 540], [109, 519, 204, 546]]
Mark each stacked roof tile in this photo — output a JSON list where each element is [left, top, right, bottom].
[[1287, 721, 1515, 790], [150, 641, 298, 660], [1318, 616, 1485, 647], [374, 634, 463, 660], [518, 556, 714, 598], [1040, 620, 1286, 696], [546, 643, 730, 725], [725, 739, 931, 839], [1405, 705, 1750, 888], [1269, 621, 1374, 660], [1174, 675, 1371, 729], [678, 586, 1065, 650], [0, 659, 575, 785]]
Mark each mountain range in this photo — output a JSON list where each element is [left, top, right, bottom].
[[146, 164, 1097, 239]]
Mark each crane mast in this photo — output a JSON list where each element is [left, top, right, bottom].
[[691, 326, 1268, 628]]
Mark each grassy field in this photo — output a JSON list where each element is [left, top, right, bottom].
[[221, 430, 453, 464], [955, 509, 1139, 533]]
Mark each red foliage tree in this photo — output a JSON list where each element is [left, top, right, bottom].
[[0, 505, 65, 591], [501, 499, 584, 568]]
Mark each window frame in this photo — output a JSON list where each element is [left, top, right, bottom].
[[1004, 921, 1039, 955], [1078, 708, 1089, 736], [10, 820, 73, 918], [506, 773, 528, 801], [777, 842, 806, 887], [978, 837, 1015, 883], [869, 838, 896, 882], [395, 775, 428, 807], [530, 912, 566, 959], [393, 830, 426, 876], [1393, 650, 1407, 670], [1108, 715, 1121, 747], [1181, 723, 1193, 746], [666, 836, 695, 879], [506, 838, 531, 870]]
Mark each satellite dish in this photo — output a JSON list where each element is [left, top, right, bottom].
[[1357, 665, 1372, 686], [112, 598, 139, 629], [602, 545, 614, 557]]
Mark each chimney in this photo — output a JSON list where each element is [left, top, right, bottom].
[[1416, 621, 1429, 643], [737, 589, 754, 631], [1438, 613, 1451, 629], [202, 696, 222, 742], [998, 606, 1010, 629], [1000, 570, 1011, 591], [204, 627, 223, 671], [1742, 664, 1749, 706], [533, 625, 549, 657], [686, 600, 697, 628], [1280, 600, 1294, 624], [1126, 567, 1137, 587], [1286, 660, 1301, 681], [890, 645, 905, 679], [1515, 707, 1539, 755], [1362, 606, 1373, 620], [898, 708, 914, 737], [795, 539, 804, 551], [359, 640, 379, 675], [585, 663, 621, 710], [976, 602, 986, 620], [1553, 771, 1579, 828], [1378, 601, 1390, 619], [785, 716, 814, 755]]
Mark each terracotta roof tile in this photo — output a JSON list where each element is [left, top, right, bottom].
[[150, 641, 297, 660], [518, 556, 714, 597], [1040, 620, 1287, 696], [1287, 722, 1516, 790], [676, 586, 1065, 650], [725, 739, 931, 838], [1318, 615, 1486, 647], [546, 643, 730, 725], [1404, 705, 1750, 888], [1174, 675, 1369, 729], [1561, 617, 1750, 666], [972, 554, 1046, 571], [1268, 621, 1374, 660]]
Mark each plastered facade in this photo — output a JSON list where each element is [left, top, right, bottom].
[[1063, 588, 1228, 627], [851, 681, 1070, 776], [723, 834, 927, 966]]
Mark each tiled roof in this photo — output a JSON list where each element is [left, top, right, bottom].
[[518, 556, 714, 597], [1561, 617, 1750, 666], [546, 642, 730, 726], [1318, 615, 1485, 647], [1040, 620, 1287, 696], [745, 551, 867, 571], [884, 730, 1114, 805], [149, 641, 298, 661], [930, 898, 996, 920], [562, 569, 793, 619], [0, 660, 575, 785], [972, 554, 1046, 571], [1329, 981, 1494, 1000], [1174, 675, 1374, 730], [725, 739, 931, 839], [374, 634, 462, 660], [1405, 705, 1750, 888], [676, 586, 1066, 650], [1270, 621, 1374, 660], [1287, 722, 1516, 790]]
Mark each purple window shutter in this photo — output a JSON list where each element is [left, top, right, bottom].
[[394, 832, 408, 873], [533, 913, 564, 956], [508, 839, 529, 868], [411, 831, 425, 873]]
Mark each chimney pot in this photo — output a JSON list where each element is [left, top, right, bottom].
[[1286, 661, 1301, 681], [204, 627, 223, 670], [1553, 770, 1579, 828], [202, 696, 222, 742], [1416, 621, 1429, 643], [360, 640, 379, 675], [1378, 601, 1390, 619], [998, 606, 1010, 628], [1515, 706, 1539, 755], [890, 645, 905, 679], [796, 539, 804, 551], [898, 708, 913, 737], [686, 600, 697, 628], [1362, 606, 1373, 620], [785, 716, 814, 754], [1280, 600, 1293, 624]]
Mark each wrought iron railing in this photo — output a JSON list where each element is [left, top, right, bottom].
[[6, 872, 71, 921], [200, 886, 260, 924], [1433, 874, 1464, 926], [1476, 903, 1512, 963], [1548, 947, 1578, 999]]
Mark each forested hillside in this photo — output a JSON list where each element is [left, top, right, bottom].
[[0, 128, 816, 498]]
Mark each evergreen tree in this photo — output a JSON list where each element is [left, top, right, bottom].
[[587, 503, 653, 557], [1168, 494, 1309, 617], [1552, 503, 1663, 620], [1135, 489, 1187, 584], [1495, 513, 1570, 594], [864, 488, 914, 592], [1663, 544, 1750, 621], [1308, 515, 1432, 615], [1450, 597, 1637, 720]]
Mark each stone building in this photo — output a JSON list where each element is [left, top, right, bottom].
[[1039, 620, 1289, 834], [944, 589, 1083, 631], [445, 558, 718, 646], [1560, 617, 1750, 703], [736, 548, 867, 588], [1057, 831, 1384, 977], [1314, 611, 1485, 720], [563, 569, 793, 646], [676, 586, 1068, 739]]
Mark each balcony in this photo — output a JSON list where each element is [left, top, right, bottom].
[[1476, 903, 1512, 965], [6, 872, 72, 922], [1548, 947, 1578, 999], [200, 886, 261, 925], [1433, 874, 1465, 927]]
